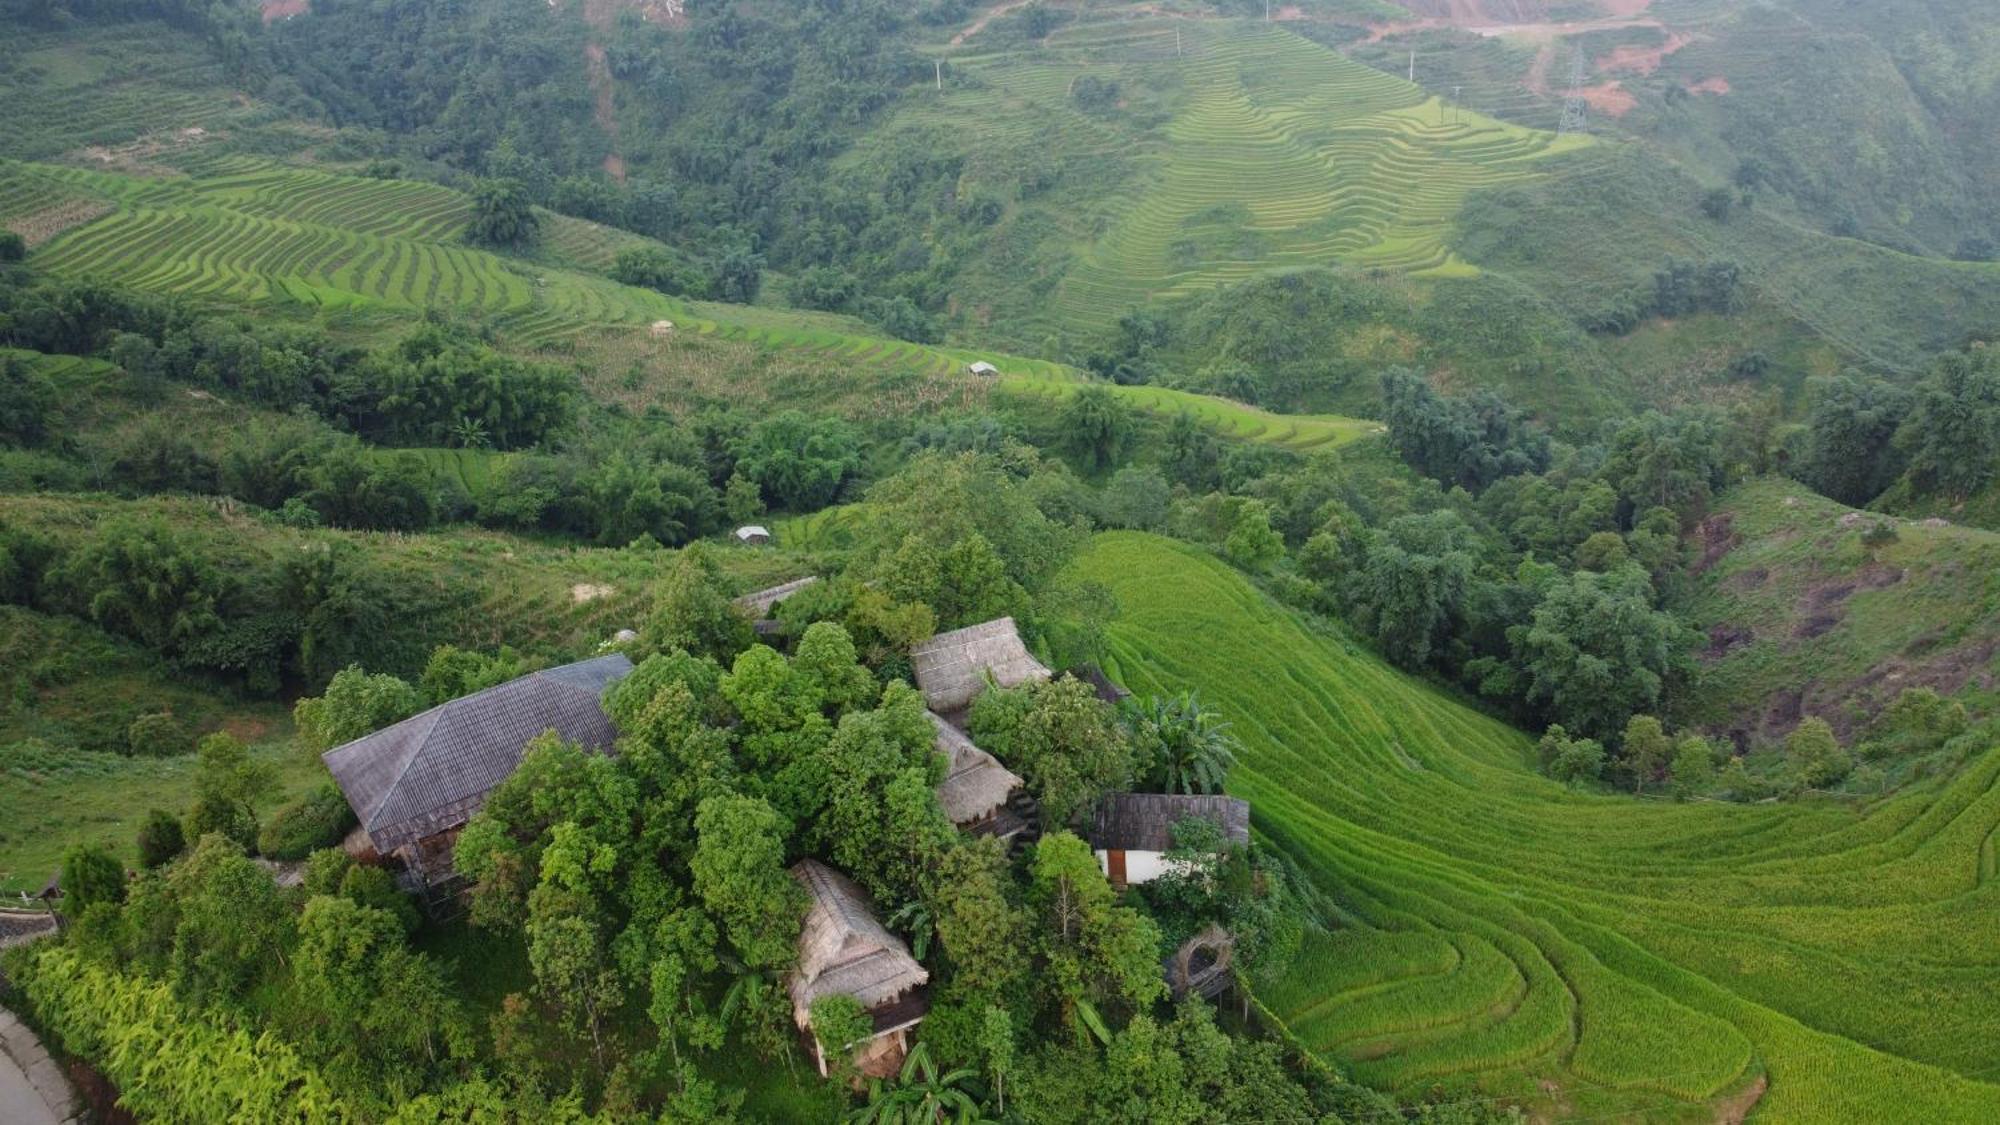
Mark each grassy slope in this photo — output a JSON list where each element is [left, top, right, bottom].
[[1071, 531, 2000, 1121], [1685, 477, 2000, 743]]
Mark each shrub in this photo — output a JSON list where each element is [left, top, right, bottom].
[[60, 843, 126, 911], [257, 783, 358, 861], [125, 711, 193, 758], [0, 231, 24, 261], [136, 809, 186, 869]]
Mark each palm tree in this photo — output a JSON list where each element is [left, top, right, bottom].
[[1128, 691, 1239, 794], [448, 416, 490, 449], [720, 957, 796, 1074], [886, 899, 935, 961], [847, 1042, 994, 1125]]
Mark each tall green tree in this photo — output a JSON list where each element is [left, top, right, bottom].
[[691, 794, 805, 970]]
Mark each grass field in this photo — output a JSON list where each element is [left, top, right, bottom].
[[1071, 532, 2000, 1121]]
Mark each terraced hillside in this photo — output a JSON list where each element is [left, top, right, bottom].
[[2, 156, 1385, 447], [926, 19, 1589, 339], [1073, 533, 2000, 1122]]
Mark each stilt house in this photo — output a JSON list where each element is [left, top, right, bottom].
[[789, 860, 930, 1079]]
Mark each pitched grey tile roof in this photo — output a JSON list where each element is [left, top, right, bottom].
[[322, 654, 633, 854], [909, 617, 1051, 713], [1090, 793, 1251, 854]]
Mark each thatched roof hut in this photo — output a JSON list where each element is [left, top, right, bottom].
[[909, 617, 1050, 714], [323, 654, 633, 857], [1091, 793, 1250, 854], [930, 712, 1022, 828], [733, 576, 820, 619], [788, 860, 929, 1033]]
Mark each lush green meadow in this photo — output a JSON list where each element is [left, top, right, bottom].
[[1072, 532, 2000, 1121]]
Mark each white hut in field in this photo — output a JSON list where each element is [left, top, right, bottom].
[[789, 860, 929, 1079], [1090, 793, 1250, 889], [966, 361, 999, 377], [734, 525, 772, 545], [909, 617, 1051, 716]]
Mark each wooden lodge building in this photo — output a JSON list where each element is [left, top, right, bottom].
[[1091, 793, 1251, 889], [322, 654, 633, 907], [790, 859, 930, 1079]]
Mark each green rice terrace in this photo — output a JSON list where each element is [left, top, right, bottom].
[[1074, 532, 2000, 1123], [0, 155, 1382, 447], [920, 19, 1591, 338]]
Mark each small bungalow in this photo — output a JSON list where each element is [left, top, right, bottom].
[[966, 361, 998, 377], [789, 860, 930, 1079], [734, 525, 773, 546], [909, 617, 1051, 717], [1090, 793, 1250, 889], [930, 712, 1026, 840], [323, 654, 633, 903]]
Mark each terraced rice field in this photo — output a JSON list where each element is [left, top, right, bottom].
[[0, 23, 261, 159], [7, 157, 1372, 449], [946, 20, 1589, 336], [1074, 532, 2000, 1122]]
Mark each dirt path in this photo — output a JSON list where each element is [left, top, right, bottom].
[[951, 0, 1036, 47]]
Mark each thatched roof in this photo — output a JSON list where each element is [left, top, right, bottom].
[[789, 860, 929, 1029], [930, 712, 1022, 826], [323, 654, 633, 854], [909, 617, 1051, 713], [733, 576, 819, 618], [1091, 794, 1250, 854]]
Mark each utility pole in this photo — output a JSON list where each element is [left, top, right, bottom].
[[1451, 84, 1462, 126], [1176, 23, 1183, 59], [1264, 0, 1270, 21], [1408, 50, 1415, 84], [935, 59, 943, 92], [1558, 47, 1590, 134]]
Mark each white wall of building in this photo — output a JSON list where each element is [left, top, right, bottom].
[[1095, 848, 1183, 885]]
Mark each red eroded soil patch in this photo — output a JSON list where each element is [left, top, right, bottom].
[[1687, 76, 1731, 95], [1597, 31, 1690, 76], [1386, 0, 1549, 19], [260, 0, 307, 24], [1578, 81, 1636, 116]]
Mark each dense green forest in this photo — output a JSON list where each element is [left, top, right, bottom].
[[3, 0, 1999, 1122]]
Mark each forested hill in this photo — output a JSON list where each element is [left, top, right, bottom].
[[14, 0, 1990, 423]]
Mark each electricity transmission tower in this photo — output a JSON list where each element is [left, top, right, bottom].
[[1557, 47, 1590, 135]]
